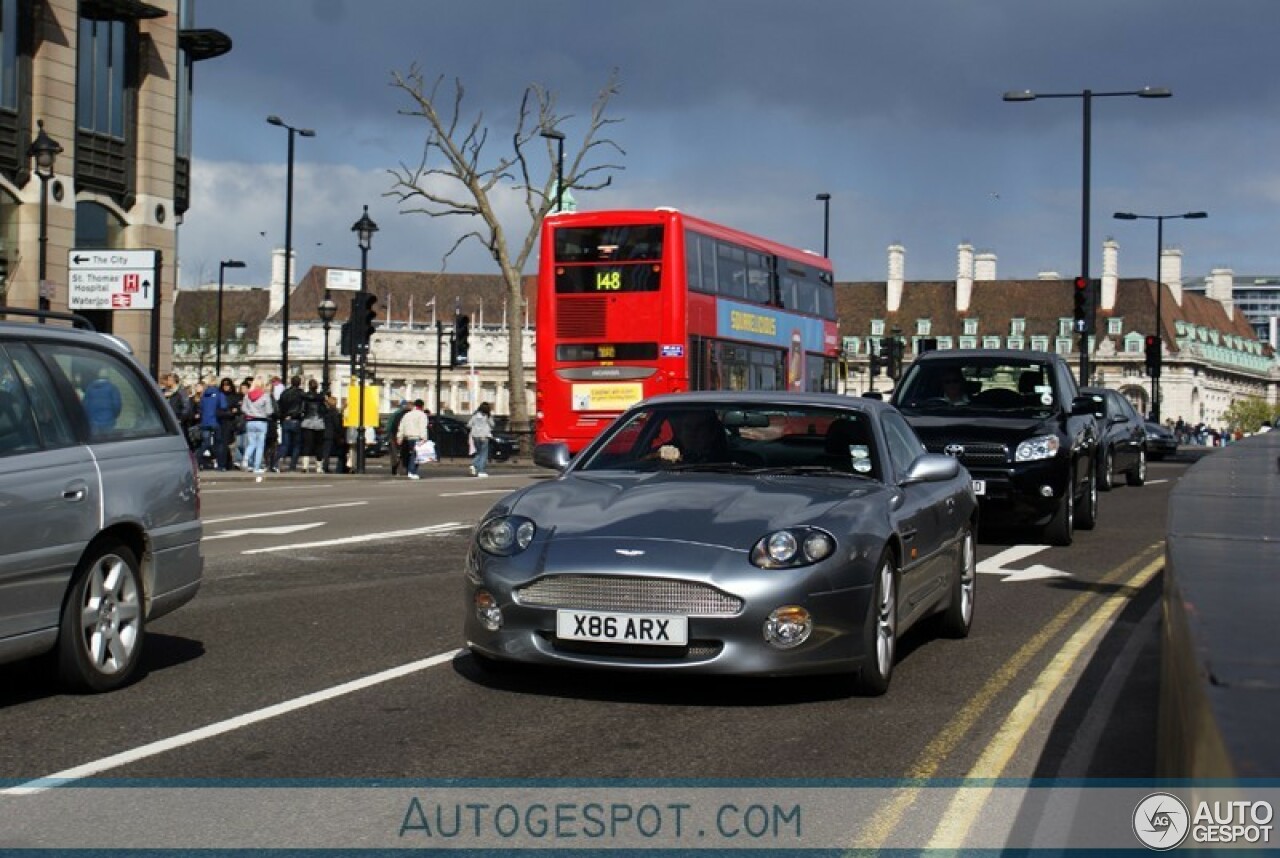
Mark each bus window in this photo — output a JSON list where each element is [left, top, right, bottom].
[[745, 250, 772, 305], [717, 242, 747, 299]]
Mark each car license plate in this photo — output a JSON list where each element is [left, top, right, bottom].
[[556, 610, 688, 646], [972, 479, 986, 496]]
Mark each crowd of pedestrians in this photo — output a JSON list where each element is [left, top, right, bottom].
[[159, 372, 500, 481]]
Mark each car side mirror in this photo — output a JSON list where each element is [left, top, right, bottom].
[[533, 442, 571, 472], [901, 453, 960, 485]]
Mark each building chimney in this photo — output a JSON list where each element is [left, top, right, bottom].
[[1160, 247, 1183, 306], [974, 251, 997, 281], [1207, 268, 1235, 321], [887, 243, 905, 313], [269, 247, 296, 317], [956, 243, 974, 313], [1101, 238, 1119, 311]]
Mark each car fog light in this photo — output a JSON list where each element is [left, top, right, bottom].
[[1040, 485, 1055, 498], [764, 606, 812, 649], [474, 590, 503, 631]]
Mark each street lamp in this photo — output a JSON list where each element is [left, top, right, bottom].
[[266, 115, 316, 382], [1003, 86, 1171, 385], [28, 119, 63, 320], [540, 127, 566, 213], [214, 259, 245, 377], [1113, 210, 1207, 423], [351, 205, 378, 474], [317, 295, 337, 396], [816, 193, 831, 258]]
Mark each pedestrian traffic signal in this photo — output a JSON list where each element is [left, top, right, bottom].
[[1144, 334, 1162, 377], [1072, 277, 1097, 334], [350, 292, 378, 354], [453, 314, 471, 365]]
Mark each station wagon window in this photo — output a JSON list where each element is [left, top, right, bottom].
[[0, 351, 38, 456], [40, 343, 168, 441], [3, 343, 76, 449]]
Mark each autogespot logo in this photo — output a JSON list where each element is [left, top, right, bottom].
[[1134, 792, 1190, 850]]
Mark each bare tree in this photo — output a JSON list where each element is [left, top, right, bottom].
[[386, 67, 624, 433]]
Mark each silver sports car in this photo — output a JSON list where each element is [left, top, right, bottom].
[[464, 392, 978, 695]]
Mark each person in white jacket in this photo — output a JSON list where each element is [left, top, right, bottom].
[[396, 400, 429, 480], [467, 402, 495, 477]]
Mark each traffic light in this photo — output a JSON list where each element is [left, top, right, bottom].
[[350, 291, 378, 353], [885, 337, 904, 380], [868, 341, 883, 377], [339, 321, 352, 356], [1144, 334, 1162, 377], [1072, 277, 1097, 334], [453, 314, 471, 366]]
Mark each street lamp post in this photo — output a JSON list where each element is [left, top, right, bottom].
[[1003, 86, 1171, 385], [266, 115, 316, 381], [317, 296, 337, 396], [28, 120, 63, 320], [351, 205, 379, 475], [214, 259, 245, 378], [816, 193, 831, 258], [540, 128, 566, 212], [1113, 210, 1207, 424]]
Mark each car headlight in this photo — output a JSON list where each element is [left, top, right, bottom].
[[1015, 434, 1061, 462], [750, 527, 835, 569], [476, 515, 536, 556]]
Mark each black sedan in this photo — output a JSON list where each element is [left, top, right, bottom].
[[1144, 421, 1178, 460], [430, 414, 518, 461], [1080, 387, 1146, 489], [464, 392, 978, 696]]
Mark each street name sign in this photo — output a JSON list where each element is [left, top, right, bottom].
[[68, 249, 159, 310]]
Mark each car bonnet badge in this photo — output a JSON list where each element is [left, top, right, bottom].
[[944, 444, 965, 457], [615, 549, 645, 557]]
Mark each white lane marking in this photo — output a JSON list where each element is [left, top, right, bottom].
[[1145, 479, 1168, 485], [976, 544, 1072, 582], [201, 484, 338, 493], [240, 522, 471, 554], [205, 523, 326, 541], [204, 502, 367, 525], [1, 650, 464, 796], [439, 490, 513, 497]]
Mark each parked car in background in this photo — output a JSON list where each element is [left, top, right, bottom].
[[0, 308, 202, 692], [1080, 387, 1146, 489], [891, 349, 1100, 546], [465, 391, 978, 696], [1144, 421, 1179, 460], [430, 414, 518, 461]]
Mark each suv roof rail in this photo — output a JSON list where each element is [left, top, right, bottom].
[[0, 306, 97, 331]]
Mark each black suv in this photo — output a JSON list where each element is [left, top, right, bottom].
[[890, 349, 1100, 545]]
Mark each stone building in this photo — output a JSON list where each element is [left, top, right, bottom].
[[836, 241, 1278, 427], [0, 0, 229, 374]]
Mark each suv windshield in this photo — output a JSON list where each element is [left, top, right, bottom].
[[895, 359, 1061, 418]]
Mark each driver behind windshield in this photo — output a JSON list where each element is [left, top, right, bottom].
[[940, 371, 970, 405], [659, 410, 728, 464]]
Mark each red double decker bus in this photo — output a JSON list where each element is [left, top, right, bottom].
[[535, 207, 840, 452]]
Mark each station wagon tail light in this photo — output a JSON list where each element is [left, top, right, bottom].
[[1015, 434, 1060, 462], [477, 515, 536, 556], [750, 528, 835, 569]]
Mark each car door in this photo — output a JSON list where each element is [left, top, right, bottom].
[[1111, 393, 1144, 473], [0, 343, 97, 646], [880, 411, 951, 624]]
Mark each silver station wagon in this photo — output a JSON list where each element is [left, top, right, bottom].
[[464, 391, 978, 695], [0, 310, 202, 692]]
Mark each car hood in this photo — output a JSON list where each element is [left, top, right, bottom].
[[903, 414, 1062, 446], [504, 472, 884, 549]]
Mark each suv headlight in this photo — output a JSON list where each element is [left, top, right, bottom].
[[750, 528, 835, 569], [1015, 434, 1061, 462], [476, 515, 536, 556]]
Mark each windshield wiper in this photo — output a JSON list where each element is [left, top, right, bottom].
[[665, 462, 752, 473], [747, 465, 871, 478]]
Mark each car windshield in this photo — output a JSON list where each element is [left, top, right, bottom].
[[575, 403, 881, 480], [895, 359, 1060, 418]]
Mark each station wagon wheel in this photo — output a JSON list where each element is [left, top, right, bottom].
[[1126, 447, 1146, 487], [854, 551, 898, 696], [58, 541, 145, 693], [1076, 463, 1098, 531], [938, 525, 976, 639], [1098, 446, 1115, 491]]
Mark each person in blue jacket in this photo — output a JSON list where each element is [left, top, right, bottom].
[[199, 379, 228, 469]]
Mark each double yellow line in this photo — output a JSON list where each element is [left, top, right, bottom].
[[851, 542, 1164, 851]]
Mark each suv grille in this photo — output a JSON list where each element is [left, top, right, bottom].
[[516, 575, 742, 617], [928, 441, 1009, 466]]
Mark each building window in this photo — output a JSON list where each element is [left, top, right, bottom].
[[1058, 318, 1073, 338], [982, 336, 1000, 349], [1056, 337, 1073, 355], [1010, 318, 1025, 336], [916, 318, 931, 336], [0, 0, 19, 111], [1007, 337, 1024, 350], [1030, 335, 1049, 352], [77, 18, 128, 138], [937, 336, 953, 350], [870, 319, 884, 337], [963, 318, 978, 336], [1108, 317, 1123, 336], [959, 336, 977, 350]]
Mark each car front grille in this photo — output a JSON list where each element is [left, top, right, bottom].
[[928, 441, 1009, 466], [515, 575, 743, 617]]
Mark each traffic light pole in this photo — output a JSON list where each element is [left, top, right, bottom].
[[435, 321, 450, 416], [1151, 216, 1163, 423], [355, 246, 369, 475]]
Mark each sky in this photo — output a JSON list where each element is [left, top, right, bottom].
[[178, 0, 1280, 292]]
